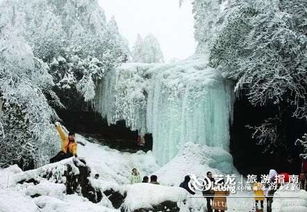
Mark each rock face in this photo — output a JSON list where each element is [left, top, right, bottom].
[[63, 158, 103, 203]]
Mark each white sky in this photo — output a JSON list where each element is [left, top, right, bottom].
[[98, 0, 196, 61]]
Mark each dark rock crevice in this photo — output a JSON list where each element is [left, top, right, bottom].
[[230, 96, 305, 175], [56, 108, 153, 153]]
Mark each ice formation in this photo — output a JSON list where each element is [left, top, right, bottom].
[[93, 58, 234, 165]]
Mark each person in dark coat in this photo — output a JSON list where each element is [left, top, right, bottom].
[[150, 175, 160, 184], [179, 175, 195, 195], [203, 171, 215, 212], [300, 157, 307, 191], [142, 176, 149, 183]]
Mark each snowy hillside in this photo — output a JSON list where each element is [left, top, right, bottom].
[[93, 58, 234, 165], [1, 134, 306, 212], [0, 135, 233, 212]]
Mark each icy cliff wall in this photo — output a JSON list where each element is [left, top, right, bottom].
[[93, 58, 233, 165]]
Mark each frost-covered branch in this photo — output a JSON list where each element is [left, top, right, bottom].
[[295, 133, 307, 160], [246, 117, 279, 152]]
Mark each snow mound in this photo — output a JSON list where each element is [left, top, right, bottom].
[[154, 142, 235, 186], [122, 183, 187, 211]]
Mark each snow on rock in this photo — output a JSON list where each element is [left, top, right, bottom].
[[25, 181, 66, 198], [93, 58, 234, 165], [9, 158, 80, 186], [7, 157, 104, 204], [121, 183, 187, 211]]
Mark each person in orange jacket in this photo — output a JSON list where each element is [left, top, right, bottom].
[[253, 179, 265, 209], [50, 122, 77, 163]]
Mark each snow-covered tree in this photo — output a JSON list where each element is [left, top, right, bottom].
[[0, 14, 58, 169], [0, 0, 129, 168], [132, 34, 164, 63], [132, 34, 145, 63], [191, 0, 230, 54], [1, 0, 129, 104], [209, 0, 307, 152]]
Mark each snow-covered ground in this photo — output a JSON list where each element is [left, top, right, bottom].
[[0, 135, 306, 212]]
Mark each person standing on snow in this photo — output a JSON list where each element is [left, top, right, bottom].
[[130, 168, 141, 184], [50, 122, 78, 163], [266, 169, 279, 212], [203, 171, 215, 212], [253, 176, 265, 209], [300, 156, 307, 191]]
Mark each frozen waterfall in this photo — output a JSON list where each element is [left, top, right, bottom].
[[93, 58, 234, 165]]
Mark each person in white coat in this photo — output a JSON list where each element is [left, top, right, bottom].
[[130, 168, 141, 184], [266, 169, 279, 212]]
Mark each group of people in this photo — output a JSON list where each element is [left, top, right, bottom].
[[200, 169, 279, 212], [129, 168, 160, 184], [129, 169, 229, 212], [178, 172, 229, 212], [251, 169, 280, 212]]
